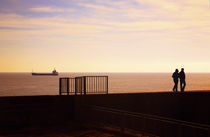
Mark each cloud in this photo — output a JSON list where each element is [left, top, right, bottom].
[[30, 6, 74, 13], [0, 13, 112, 42], [1, 2, 210, 48], [78, 3, 114, 12]]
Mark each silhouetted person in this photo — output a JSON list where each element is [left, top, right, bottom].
[[179, 68, 186, 92], [172, 69, 179, 92]]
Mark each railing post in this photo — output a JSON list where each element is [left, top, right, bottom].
[[84, 76, 86, 95], [59, 78, 62, 95], [106, 76, 108, 94], [75, 78, 77, 95], [67, 78, 69, 95], [80, 77, 82, 95]]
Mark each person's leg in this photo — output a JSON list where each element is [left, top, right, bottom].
[[182, 80, 186, 92], [175, 82, 178, 92], [173, 80, 176, 92], [180, 81, 183, 92], [173, 81, 176, 92], [173, 84, 175, 92]]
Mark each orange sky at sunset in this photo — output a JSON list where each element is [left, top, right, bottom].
[[0, 0, 210, 72]]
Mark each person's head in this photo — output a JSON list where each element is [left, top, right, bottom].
[[181, 68, 184, 72], [175, 69, 179, 73]]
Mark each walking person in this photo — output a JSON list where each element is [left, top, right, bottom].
[[172, 69, 179, 92], [179, 68, 186, 92]]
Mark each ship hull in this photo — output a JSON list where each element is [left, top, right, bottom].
[[32, 73, 58, 76]]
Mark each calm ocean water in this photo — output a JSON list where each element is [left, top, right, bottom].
[[0, 73, 210, 96]]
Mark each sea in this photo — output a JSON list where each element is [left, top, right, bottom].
[[0, 73, 210, 96]]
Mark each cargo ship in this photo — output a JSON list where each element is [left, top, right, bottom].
[[32, 69, 58, 76]]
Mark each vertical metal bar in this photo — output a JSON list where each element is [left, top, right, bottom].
[[95, 76, 96, 93], [69, 78, 71, 93], [87, 77, 89, 93], [93, 77, 94, 93], [100, 77, 101, 93], [93, 76, 95, 93], [80, 77, 82, 94], [95, 76, 97, 93], [80, 78, 81, 94], [106, 76, 108, 94], [86, 77, 88, 93], [99, 77, 100, 92], [79, 78, 81, 94], [81, 77, 83, 94], [72, 78, 73, 93], [75, 78, 77, 95], [73, 78, 74, 93], [59, 78, 62, 95], [67, 78, 69, 95], [104, 77, 106, 93], [89, 77, 91, 93], [96, 77, 97, 93], [88, 77, 89, 93], [84, 76, 86, 95], [97, 77, 99, 93], [70, 78, 72, 93], [65, 78, 67, 94], [91, 77, 93, 93], [70, 78, 72, 94], [79, 78, 80, 94], [103, 77, 104, 93], [94, 77, 96, 93], [90, 77, 93, 92], [73, 78, 75, 93], [69, 78, 70, 93]]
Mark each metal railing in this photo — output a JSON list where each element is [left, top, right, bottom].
[[59, 76, 108, 95], [59, 77, 75, 95]]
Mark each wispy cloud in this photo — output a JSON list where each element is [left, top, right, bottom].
[[30, 6, 74, 13], [78, 3, 114, 12]]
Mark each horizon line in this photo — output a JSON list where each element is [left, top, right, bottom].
[[1, 71, 210, 73]]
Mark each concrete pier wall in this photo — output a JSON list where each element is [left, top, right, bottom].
[[75, 92, 210, 137], [79, 92, 210, 125], [0, 96, 75, 129], [0, 92, 209, 136]]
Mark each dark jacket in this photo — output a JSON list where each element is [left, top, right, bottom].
[[179, 71, 185, 80], [172, 72, 179, 82]]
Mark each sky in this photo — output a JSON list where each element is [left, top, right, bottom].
[[0, 0, 210, 72]]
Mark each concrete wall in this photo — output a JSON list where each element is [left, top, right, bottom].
[[0, 96, 75, 130], [76, 92, 210, 137], [79, 92, 210, 125], [0, 92, 209, 131]]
